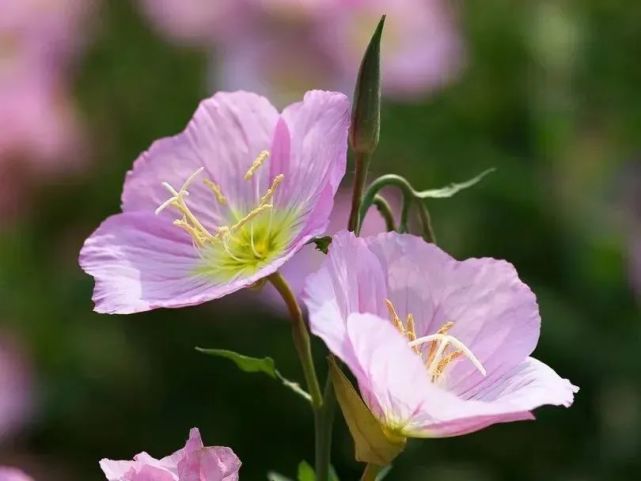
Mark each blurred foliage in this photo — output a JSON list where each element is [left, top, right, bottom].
[[0, 1, 640, 480]]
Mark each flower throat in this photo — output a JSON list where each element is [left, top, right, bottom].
[[385, 299, 486, 383], [155, 151, 297, 279]]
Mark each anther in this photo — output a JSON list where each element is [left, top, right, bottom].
[[244, 150, 270, 180], [203, 179, 227, 205], [258, 174, 284, 206], [385, 299, 405, 334]]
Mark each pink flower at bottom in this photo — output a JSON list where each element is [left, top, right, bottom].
[[0, 467, 33, 481], [304, 231, 577, 438], [100, 428, 240, 481]]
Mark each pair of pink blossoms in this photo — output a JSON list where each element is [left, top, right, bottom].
[[80, 90, 577, 476]]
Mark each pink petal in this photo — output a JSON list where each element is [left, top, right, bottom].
[[79, 212, 214, 314], [304, 233, 387, 363], [276, 90, 349, 238], [363, 233, 541, 398], [344, 312, 452, 432], [122, 91, 279, 216], [99, 459, 137, 481], [178, 446, 241, 481], [421, 357, 577, 437]]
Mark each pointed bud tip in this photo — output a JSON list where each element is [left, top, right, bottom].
[[349, 15, 386, 155]]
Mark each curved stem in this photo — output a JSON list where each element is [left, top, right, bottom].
[[372, 195, 396, 231], [360, 464, 382, 481], [268, 272, 323, 410], [348, 152, 371, 232], [357, 174, 414, 235], [416, 201, 437, 244]]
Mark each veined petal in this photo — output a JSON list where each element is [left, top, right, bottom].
[[415, 357, 577, 438], [304, 232, 387, 364], [276, 90, 350, 239], [122, 91, 280, 217], [343, 312, 455, 434], [178, 445, 241, 481], [79, 213, 214, 314], [363, 233, 541, 398]]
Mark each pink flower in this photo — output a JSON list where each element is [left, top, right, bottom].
[[0, 335, 33, 441], [0, 467, 34, 481], [303, 231, 577, 438], [136, 0, 245, 45], [316, 0, 464, 98], [100, 428, 241, 481], [80, 90, 349, 314], [138, 0, 463, 100]]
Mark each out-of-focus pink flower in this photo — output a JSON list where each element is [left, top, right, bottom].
[[80, 90, 349, 314], [100, 428, 241, 481], [0, 54, 80, 170], [0, 467, 34, 481], [304, 231, 577, 438], [137, 0, 247, 46], [138, 0, 463, 101], [318, 0, 464, 98], [0, 0, 95, 222], [0, 335, 33, 441]]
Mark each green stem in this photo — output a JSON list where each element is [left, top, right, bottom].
[[360, 464, 382, 481], [372, 195, 396, 231], [315, 375, 336, 481], [416, 201, 437, 244], [348, 152, 371, 232], [357, 174, 414, 235], [268, 272, 323, 410]]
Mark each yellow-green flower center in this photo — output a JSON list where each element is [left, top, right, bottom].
[[155, 151, 298, 281]]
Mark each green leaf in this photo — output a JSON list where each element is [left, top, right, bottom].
[[297, 461, 316, 481], [349, 15, 385, 155], [267, 472, 294, 481], [328, 357, 406, 466], [196, 348, 277, 378], [414, 168, 495, 199], [197, 348, 311, 403]]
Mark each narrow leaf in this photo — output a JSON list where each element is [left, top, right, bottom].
[[197, 348, 312, 403], [349, 15, 385, 155], [196, 348, 277, 378], [328, 358, 406, 466], [414, 168, 495, 199]]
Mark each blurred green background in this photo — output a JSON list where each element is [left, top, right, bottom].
[[1, 1, 640, 480]]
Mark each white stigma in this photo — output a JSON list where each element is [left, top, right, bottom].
[[410, 333, 487, 377]]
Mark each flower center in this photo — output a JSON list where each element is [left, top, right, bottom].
[[156, 151, 297, 279], [385, 299, 486, 383]]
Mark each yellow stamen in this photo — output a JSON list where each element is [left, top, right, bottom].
[[385, 299, 405, 334], [406, 313, 418, 353], [384, 300, 486, 383], [432, 351, 462, 380], [203, 179, 227, 205], [229, 203, 273, 233], [244, 150, 270, 180], [258, 174, 284, 205]]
